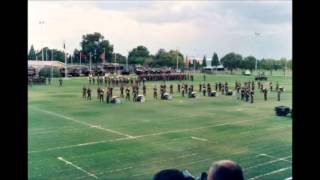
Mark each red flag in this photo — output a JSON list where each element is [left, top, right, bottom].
[[99, 52, 105, 60], [80, 52, 86, 59]]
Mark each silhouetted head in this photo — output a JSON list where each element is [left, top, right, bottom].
[[153, 169, 185, 180], [207, 160, 244, 180]]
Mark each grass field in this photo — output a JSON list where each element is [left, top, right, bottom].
[[28, 72, 292, 180]]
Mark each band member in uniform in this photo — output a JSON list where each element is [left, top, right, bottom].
[[203, 74, 206, 82], [143, 84, 147, 96], [87, 87, 91, 100], [99, 88, 104, 102], [125, 87, 130, 101], [59, 78, 63, 86], [245, 89, 249, 102], [106, 88, 111, 103], [82, 86, 87, 99], [178, 83, 181, 93], [250, 90, 254, 103], [170, 84, 173, 95], [199, 84, 202, 92], [269, 82, 273, 91], [97, 87, 101, 99], [263, 88, 268, 101], [120, 86, 124, 97], [277, 89, 281, 101], [276, 82, 279, 91], [202, 86, 206, 96], [153, 86, 158, 100], [241, 88, 245, 101], [182, 87, 185, 97]]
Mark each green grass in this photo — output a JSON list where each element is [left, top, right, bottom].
[[28, 72, 292, 180]]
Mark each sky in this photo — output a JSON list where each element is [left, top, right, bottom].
[[28, 0, 292, 60]]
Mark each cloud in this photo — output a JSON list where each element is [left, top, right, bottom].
[[28, 1, 292, 59]]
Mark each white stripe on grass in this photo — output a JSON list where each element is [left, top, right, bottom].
[[248, 166, 291, 180], [31, 107, 134, 138], [191, 136, 208, 142], [29, 119, 253, 154], [257, 153, 292, 163], [244, 156, 291, 171], [57, 157, 98, 179]]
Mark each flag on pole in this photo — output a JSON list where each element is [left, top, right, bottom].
[[99, 51, 105, 61], [80, 52, 86, 59]]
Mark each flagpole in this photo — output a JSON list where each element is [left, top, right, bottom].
[[104, 48, 106, 64], [176, 49, 178, 71], [51, 49, 53, 79], [80, 51, 82, 66], [64, 41, 67, 79], [115, 53, 117, 74], [90, 52, 92, 72]]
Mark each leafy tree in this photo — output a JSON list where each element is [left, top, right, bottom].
[[72, 49, 80, 64], [220, 52, 242, 74], [80, 32, 113, 64], [128, 45, 150, 65], [35, 48, 65, 62], [287, 59, 292, 70], [154, 49, 184, 68], [211, 52, 219, 66], [28, 45, 36, 60], [202, 56, 207, 67], [243, 56, 256, 71]]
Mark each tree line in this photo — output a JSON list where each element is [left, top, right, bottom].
[[28, 32, 292, 72]]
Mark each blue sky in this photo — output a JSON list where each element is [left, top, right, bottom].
[[28, 0, 292, 60]]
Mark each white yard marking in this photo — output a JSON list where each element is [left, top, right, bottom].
[[29, 137, 132, 154], [258, 153, 292, 163], [31, 107, 134, 138], [29, 119, 253, 154], [244, 156, 292, 170], [248, 166, 291, 180], [76, 153, 199, 179], [191, 136, 208, 142], [57, 157, 98, 179], [134, 119, 253, 139]]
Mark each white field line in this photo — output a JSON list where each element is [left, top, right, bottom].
[[76, 153, 199, 179], [248, 166, 291, 180], [191, 136, 208, 142], [31, 107, 134, 138], [29, 127, 90, 136], [57, 157, 98, 179], [29, 119, 252, 154], [28, 137, 131, 154], [134, 119, 253, 139], [129, 149, 248, 178], [244, 156, 292, 171], [284, 177, 292, 180], [258, 153, 292, 163]]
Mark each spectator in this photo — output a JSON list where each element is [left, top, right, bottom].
[[207, 160, 244, 180], [153, 169, 186, 180]]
